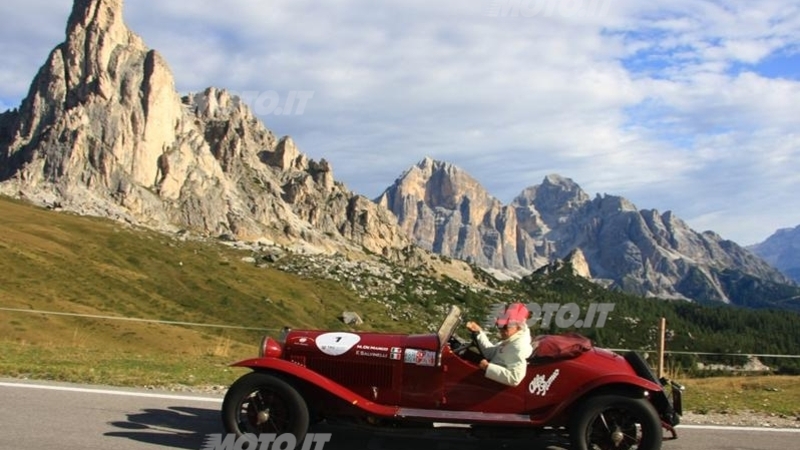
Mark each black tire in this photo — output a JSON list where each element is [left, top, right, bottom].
[[222, 372, 310, 447], [569, 394, 662, 450]]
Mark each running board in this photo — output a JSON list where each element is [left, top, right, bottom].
[[395, 407, 532, 424]]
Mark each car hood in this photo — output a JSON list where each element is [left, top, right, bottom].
[[283, 330, 439, 360]]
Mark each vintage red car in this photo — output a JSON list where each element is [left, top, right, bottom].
[[221, 305, 682, 450]]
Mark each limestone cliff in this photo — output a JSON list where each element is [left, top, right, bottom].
[[379, 161, 793, 304], [376, 157, 544, 274], [513, 178, 791, 301], [0, 0, 408, 257]]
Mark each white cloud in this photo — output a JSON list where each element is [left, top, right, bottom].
[[0, 0, 799, 245], [0, 1, 70, 100]]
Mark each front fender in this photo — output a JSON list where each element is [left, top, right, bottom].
[[230, 358, 399, 417]]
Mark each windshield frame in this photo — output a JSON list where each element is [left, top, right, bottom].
[[436, 305, 463, 349]]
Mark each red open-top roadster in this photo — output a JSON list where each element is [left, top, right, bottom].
[[222, 305, 682, 449]]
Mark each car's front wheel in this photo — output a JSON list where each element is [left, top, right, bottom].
[[569, 394, 662, 450], [222, 372, 310, 446]]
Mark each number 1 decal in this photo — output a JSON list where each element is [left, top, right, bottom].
[[316, 332, 360, 356]]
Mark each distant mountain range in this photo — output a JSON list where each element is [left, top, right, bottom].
[[377, 158, 798, 307], [1, 0, 798, 311], [749, 225, 800, 284]]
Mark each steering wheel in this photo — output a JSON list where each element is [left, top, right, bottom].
[[448, 332, 486, 360], [448, 335, 472, 356]]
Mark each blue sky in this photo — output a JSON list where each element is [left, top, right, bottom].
[[1, 0, 799, 246]]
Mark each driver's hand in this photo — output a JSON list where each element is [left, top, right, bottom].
[[479, 359, 490, 371], [466, 321, 482, 333]]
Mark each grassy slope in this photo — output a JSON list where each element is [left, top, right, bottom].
[[0, 196, 418, 386], [682, 375, 800, 416]]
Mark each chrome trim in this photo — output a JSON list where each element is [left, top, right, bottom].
[[258, 335, 269, 358]]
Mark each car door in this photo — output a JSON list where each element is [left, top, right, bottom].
[[399, 335, 444, 408], [439, 347, 526, 412]]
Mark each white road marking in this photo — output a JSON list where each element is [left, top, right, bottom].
[[677, 424, 800, 433], [0, 381, 223, 403], [2, 381, 799, 434]]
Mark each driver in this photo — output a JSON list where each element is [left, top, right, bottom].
[[465, 303, 533, 387]]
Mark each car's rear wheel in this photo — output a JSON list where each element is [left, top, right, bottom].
[[569, 394, 662, 450], [222, 372, 309, 447]]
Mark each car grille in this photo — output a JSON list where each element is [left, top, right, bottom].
[[305, 356, 394, 388]]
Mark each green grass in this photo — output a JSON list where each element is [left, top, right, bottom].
[[682, 375, 800, 416], [0, 339, 250, 387], [0, 195, 429, 387]]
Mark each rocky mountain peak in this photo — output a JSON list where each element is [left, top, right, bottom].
[[749, 225, 800, 283], [376, 160, 539, 272], [533, 247, 592, 279], [414, 156, 460, 174], [535, 174, 590, 212], [511, 175, 591, 240], [380, 162, 793, 305], [567, 248, 591, 278], [385, 157, 496, 211], [68, 0, 120, 26], [0, 0, 409, 258], [415, 156, 438, 171], [543, 173, 578, 189], [2, 0, 180, 190], [268, 136, 309, 172], [61, 0, 154, 114], [514, 175, 590, 219], [592, 194, 638, 214]]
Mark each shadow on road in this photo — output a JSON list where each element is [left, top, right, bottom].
[[105, 405, 221, 449], [105, 406, 570, 450]]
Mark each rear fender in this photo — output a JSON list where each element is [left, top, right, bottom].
[[231, 358, 398, 417], [540, 374, 663, 423]]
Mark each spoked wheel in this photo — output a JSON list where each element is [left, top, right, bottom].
[[222, 372, 309, 445], [570, 394, 662, 450]]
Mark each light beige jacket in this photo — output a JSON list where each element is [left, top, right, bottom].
[[475, 326, 533, 386]]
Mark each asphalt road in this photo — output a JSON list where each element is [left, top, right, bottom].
[[1, 378, 797, 450]]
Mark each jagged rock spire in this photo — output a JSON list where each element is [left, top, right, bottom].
[[0, 0, 410, 257], [2, 0, 181, 189], [62, 0, 144, 104], [67, 0, 125, 33]]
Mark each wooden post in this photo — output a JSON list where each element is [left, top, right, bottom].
[[657, 317, 666, 379]]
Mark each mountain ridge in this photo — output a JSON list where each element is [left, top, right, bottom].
[[377, 157, 796, 307], [0, 0, 409, 260], [749, 225, 800, 283]]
